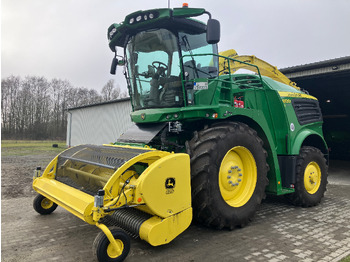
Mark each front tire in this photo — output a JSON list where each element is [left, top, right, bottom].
[[186, 122, 269, 229], [93, 228, 130, 262], [287, 146, 328, 207], [33, 194, 58, 215]]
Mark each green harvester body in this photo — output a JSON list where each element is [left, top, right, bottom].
[[108, 6, 327, 196]]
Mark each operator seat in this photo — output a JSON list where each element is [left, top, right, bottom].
[[160, 76, 183, 107]]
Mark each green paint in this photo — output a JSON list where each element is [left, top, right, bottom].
[[108, 6, 327, 196]]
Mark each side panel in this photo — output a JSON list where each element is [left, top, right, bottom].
[[278, 155, 297, 188], [291, 129, 328, 155]]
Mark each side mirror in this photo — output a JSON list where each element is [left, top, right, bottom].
[[206, 19, 220, 44], [110, 57, 118, 75]]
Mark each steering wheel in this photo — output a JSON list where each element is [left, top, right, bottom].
[[152, 61, 168, 71]]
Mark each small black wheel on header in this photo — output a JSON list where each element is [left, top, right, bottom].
[[93, 228, 131, 262], [33, 194, 58, 215]]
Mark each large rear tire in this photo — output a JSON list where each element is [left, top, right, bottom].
[[186, 122, 269, 229], [287, 146, 328, 207]]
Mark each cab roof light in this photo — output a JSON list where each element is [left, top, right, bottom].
[[128, 11, 158, 25]]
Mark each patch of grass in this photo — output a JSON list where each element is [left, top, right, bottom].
[[341, 255, 350, 262], [1, 140, 67, 156]]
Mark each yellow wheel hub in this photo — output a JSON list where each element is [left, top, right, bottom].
[[304, 161, 321, 194], [219, 146, 257, 207], [107, 239, 124, 258], [41, 198, 54, 209]]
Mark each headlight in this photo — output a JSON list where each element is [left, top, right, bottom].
[[144, 14, 148, 20], [129, 17, 135, 24], [149, 13, 154, 19], [109, 28, 117, 39], [136, 15, 142, 22]]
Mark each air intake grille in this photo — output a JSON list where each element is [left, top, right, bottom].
[[292, 99, 323, 125]]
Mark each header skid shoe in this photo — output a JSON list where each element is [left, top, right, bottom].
[[33, 144, 192, 261]]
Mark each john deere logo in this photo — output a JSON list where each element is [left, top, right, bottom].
[[165, 178, 175, 188], [165, 177, 175, 194], [141, 113, 146, 120]]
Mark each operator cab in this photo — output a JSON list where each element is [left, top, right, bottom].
[[108, 7, 220, 111], [126, 28, 218, 110]]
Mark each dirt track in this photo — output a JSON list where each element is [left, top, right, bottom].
[[1, 153, 57, 200], [1, 151, 350, 262]]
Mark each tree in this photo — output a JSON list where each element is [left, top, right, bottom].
[[119, 90, 130, 98], [1, 75, 21, 137], [101, 79, 120, 101], [1, 75, 120, 140]]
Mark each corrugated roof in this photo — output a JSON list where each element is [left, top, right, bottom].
[[67, 97, 131, 111], [280, 56, 350, 74]]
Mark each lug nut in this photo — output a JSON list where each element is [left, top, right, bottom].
[[228, 180, 233, 184], [228, 170, 232, 173], [239, 173, 243, 177], [227, 175, 231, 179], [237, 168, 242, 171], [238, 179, 242, 182], [235, 183, 239, 186]]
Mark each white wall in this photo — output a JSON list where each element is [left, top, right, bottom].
[[66, 99, 132, 146]]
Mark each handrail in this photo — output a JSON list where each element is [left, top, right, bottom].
[[180, 53, 264, 84]]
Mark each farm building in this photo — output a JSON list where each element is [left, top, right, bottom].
[[280, 56, 350, 159], [66, 98, 132, 146]]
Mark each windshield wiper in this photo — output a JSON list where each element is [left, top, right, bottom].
[[182, 35, 199, 78]]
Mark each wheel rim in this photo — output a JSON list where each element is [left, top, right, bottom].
[[218, 146, 257, 207], [304, 161, 321, 194], [107, 239, 124, 259], [41, 198, 54, 209]]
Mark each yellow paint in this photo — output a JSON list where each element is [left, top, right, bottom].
[[33, 144, 193, 247], [40, 198, 54, 209], [282, 99, 291, 104], [304, 161, 321, 194], [134, 153, 191, 218], [103, 150, 170, 200], [218, 146, 257, 207], [103, 143, 156, 151], [96, 223, 123, 258], [278, 91, 318, 101], [139, 207, 192, 246], [107, 240, 124, 259], [33, 177, 95, 224], [219, 49, 300, 91]]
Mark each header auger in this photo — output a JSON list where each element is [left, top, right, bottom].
[[33, 4, 328, 262]]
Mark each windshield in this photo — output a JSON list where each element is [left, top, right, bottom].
[[125, 28, 219, 110], [180, 32, 218, 80], [126, 29, 183, 110]]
